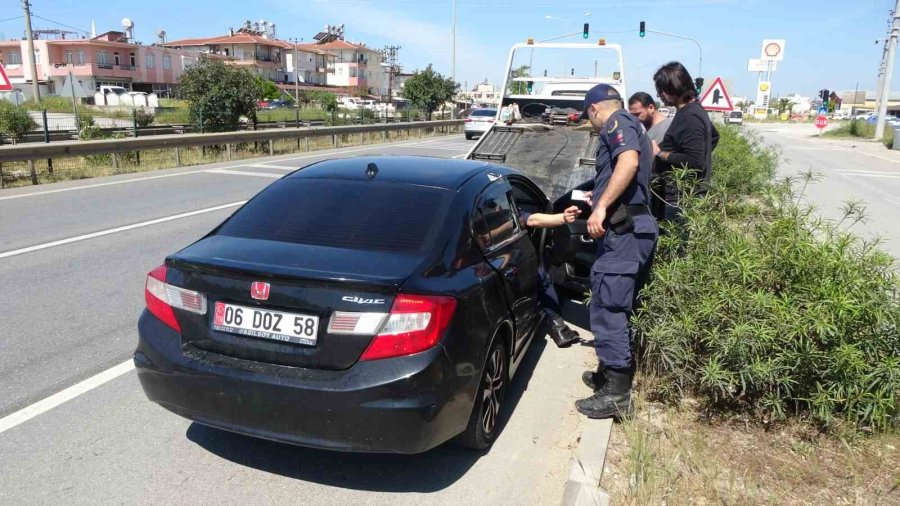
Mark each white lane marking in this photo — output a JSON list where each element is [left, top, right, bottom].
[[0, 201, 245, 259], [856, 151, 900, 165], [0, 170, 208, 201], [0, 360, 134, 434], [837, 171, 900, 178], [243, 163, 297, 170], [206, 169, 282, 178], [0, 136, 461, 201], [393, 145, 470, 152]]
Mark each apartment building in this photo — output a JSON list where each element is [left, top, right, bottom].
[[0, 30, 206, 98]]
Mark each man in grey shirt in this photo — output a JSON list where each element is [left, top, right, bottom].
[[628, 92, 672, 147]]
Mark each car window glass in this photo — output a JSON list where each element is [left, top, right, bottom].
[[217, 179, 450, 254], [470, 109, 496, 117], [473, 181, 518, 250]]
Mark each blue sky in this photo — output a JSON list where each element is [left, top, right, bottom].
[[1, 0, 895, 99]]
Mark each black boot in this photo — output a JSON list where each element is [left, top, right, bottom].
[[547, 316, 579, 348], [575, 367, 634, 419], [582, 368, 607, 391]]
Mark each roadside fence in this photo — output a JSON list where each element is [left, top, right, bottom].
[[0, 120, 464, 188]]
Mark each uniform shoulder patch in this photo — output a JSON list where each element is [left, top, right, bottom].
[[607, 118, 619, 134]]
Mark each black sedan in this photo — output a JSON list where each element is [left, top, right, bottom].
[[135, 156, 594, 454]]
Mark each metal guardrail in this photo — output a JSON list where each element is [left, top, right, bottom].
[[0, 120, 463, 163]]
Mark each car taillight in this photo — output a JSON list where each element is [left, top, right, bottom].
[[359, 294, 457, 361], [487, 119, 494, 123], [465, 118, 473, 123], [144, 265, 207, 332]]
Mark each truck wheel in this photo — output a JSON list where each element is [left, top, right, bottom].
[[455, 340, 508, 450]]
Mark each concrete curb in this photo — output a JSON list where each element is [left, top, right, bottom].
[[560, 418, 613, 506], [558, 299, 613, 506]]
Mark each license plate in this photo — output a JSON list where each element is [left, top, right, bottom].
[[212, 301, 319, 346]]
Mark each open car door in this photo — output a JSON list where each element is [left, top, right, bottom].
[[547, 182, 595, 298]]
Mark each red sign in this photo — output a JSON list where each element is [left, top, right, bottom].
[[815, 115, 829, 130], [0, 64, 12, 92], [699, 76, 734, 112]]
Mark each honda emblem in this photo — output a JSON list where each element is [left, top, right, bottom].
[[250, 281, 271, 301]]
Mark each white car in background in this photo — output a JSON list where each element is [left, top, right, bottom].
[[464, 108, 497, 140]]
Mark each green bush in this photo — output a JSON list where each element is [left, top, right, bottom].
[[634, 128, 900, 433], [0, 101, 37, 141], [133, 109, 155, 128]]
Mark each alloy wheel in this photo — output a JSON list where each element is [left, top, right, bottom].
[[481, 347, 505, 434]]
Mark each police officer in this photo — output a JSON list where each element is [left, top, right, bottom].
[[575, 84, 658, 419]]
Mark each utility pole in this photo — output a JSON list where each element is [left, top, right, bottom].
[[874, 18, 892, 118], [382, 45, 400, 105], [451, 0, 457, 119], [22, 0, 40, 102], [292, 38, 299, 103], [875, 0, 900, 140]]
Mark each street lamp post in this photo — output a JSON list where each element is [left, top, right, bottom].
[[451, 0, 457, 119], [543, 12, 591, 76]]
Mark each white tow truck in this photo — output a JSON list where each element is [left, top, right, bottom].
[[465, 40, 628, 294]]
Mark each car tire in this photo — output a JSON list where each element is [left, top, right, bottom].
[[465, 133, 473, 140], [455, 339, 508, 450]]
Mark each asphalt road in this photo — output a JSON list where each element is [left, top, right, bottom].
[[0, 132, 597, 505], [747, 122, 900, 258]]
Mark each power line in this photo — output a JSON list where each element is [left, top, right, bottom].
[[0, 15, 24, 23], [31, 14, 89, 35]]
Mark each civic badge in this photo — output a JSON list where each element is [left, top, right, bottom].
[[250, 281, 271, 301]]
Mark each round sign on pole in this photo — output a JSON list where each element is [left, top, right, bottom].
[[815, 115, 829, 130]]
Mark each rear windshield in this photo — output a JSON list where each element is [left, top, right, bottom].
[[730, 111, 743, 117], [217, 179, 450, 254], [470, 109, 496, 117]]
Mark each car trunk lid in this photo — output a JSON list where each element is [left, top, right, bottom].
[[166, 236, 423, 370]]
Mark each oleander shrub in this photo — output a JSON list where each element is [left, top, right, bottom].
[[634, 127, 900, 433]]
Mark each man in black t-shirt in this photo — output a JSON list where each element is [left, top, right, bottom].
[[652, 61, 719, 222]]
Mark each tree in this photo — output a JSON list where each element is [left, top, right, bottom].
[[775, 98, 794, 115], [400, 64, 458, 119], [507, 65, 531, 95], [256, 76, 281, 101], [309, 91, 338, 112], [178, 58, 261, 132], [0, 101, 37, 143]]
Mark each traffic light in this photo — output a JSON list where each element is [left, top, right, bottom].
[[639, 21, 646, 37], [583, 23, 590, 39], [695, 77, 704, 96], [526, 81, 534, 93], [821, 89, 830, 103]]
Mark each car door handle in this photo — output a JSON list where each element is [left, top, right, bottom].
[[580, 235, 595, 244]]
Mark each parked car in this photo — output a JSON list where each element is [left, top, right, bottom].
[[261, 100, 293, 109], [724, 110, 744, 126], [464, 108, 497, 139], [135, 156, 592, 454]]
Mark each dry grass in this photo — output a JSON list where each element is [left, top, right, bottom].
[[602, 376, 900, 505], [0, 125, 458, 189]]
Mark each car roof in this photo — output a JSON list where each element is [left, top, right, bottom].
[[288, 155, 502, 189]]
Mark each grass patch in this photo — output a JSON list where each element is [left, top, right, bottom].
[[603, 387, 900, 505], [825, 119, 894, 148]]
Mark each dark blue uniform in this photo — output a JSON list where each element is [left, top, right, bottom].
[[589, 110, 658, 369]]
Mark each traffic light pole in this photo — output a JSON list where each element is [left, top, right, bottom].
[[875, 0, 900, 140], [643, 29, 703, 79]]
